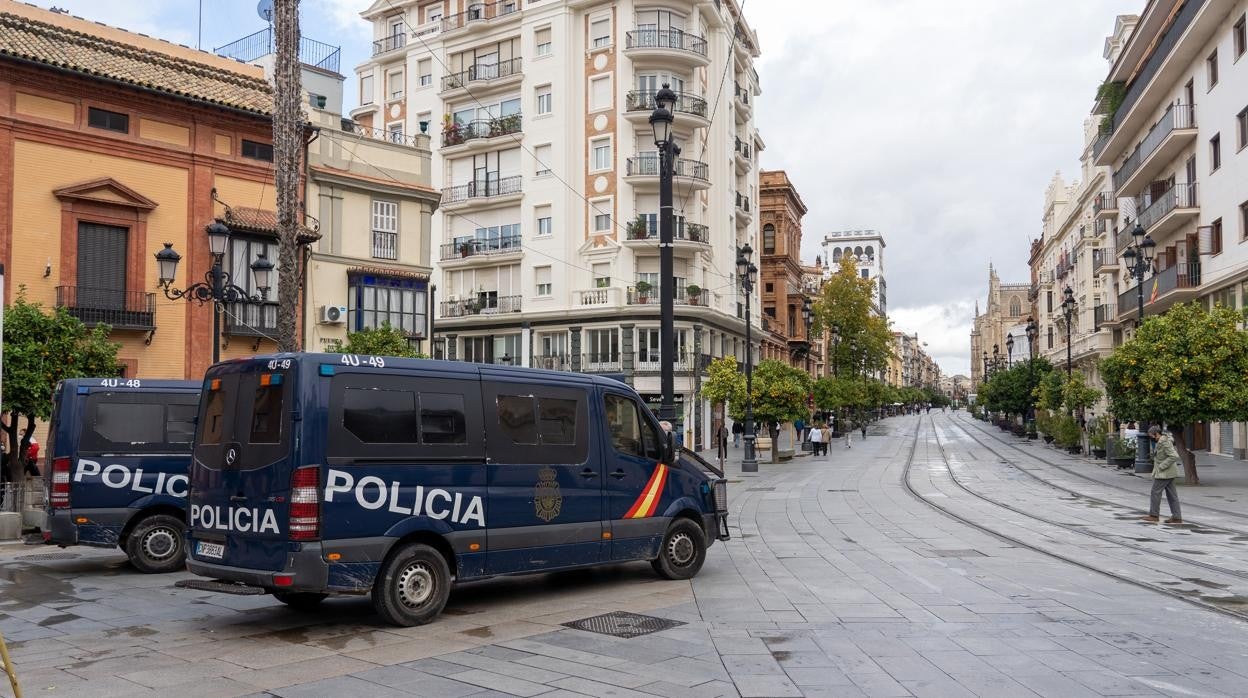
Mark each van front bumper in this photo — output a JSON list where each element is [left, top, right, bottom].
[[186, 542, 329, 592]]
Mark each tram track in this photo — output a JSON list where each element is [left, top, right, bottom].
[[899, 416, 1248, 625]]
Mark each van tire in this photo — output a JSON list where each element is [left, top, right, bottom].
[[273, 592, 328, 610], [651, 518, 707, 580], [125, 514, 186, 574], [372, 543, 450, 627]]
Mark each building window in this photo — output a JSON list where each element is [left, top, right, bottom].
[[1211, 133, 1222, 171], [536, 27, 552, 56], [87, 107, 129, 134], [762, 224, 775, 253], [348, 274, 427, 338], [590, 17, 611, 48], [1237, 15, 1247, 60], [591, 138, 611, 171], [764, 282, 773, 293], [1046, 290, 1053, 313], [861, 269, 869, 279], [418, 59, 432, 87], [241, 139, 273, 161], [592, 263, 611, 288], [388, 70, 404, 100], [387, 122, 404, 144], [586, 328, 619, 365], [535, 266, 552, 296], [226, 237, 279, 333], [1207, 49, 1219, 90], [360, 75, 374, 105], [535, 205, 552, 236], [1212, 218, 1224, 255], [589, 76, 611, 111], [1241, 200, 1248, 239], [534, 143, 552, 176], [371, 200, 399, 260], [1238, 106, 1248, 150], [592, 201, 612, 233], [75, 223, 128, 311], [1047, 326, 1054, 350], [536, 85, 552, 115], [425, 6, 442, 23]]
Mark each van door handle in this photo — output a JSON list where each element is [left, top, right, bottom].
[[229, 495, 246, 503], [609, 469, 627, 479], [580, 468, 598, 479]]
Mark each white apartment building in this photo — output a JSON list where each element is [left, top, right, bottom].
[[821, 230, 887, 317], [1087, 0, 1248, 457], [352, 0, 763, 449]]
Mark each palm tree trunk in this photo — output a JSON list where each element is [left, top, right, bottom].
[[272, 0, 303, 352]]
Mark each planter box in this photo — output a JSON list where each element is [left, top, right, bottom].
[[1092, 448, 1107, 459], [1026, 432, 1038, 440], [1042, 435, 1054, 444], [1112, 457, 1134, 468], [1066, 445, 1083, 455]]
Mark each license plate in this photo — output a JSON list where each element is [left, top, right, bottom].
[[196, 541, 224, 559]]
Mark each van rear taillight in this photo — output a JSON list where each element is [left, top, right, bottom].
[[289, 466, 320, 541], [51, 457, 71, 509]]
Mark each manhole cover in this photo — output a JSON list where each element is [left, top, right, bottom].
[[931, 549, 987, 557], [173, 579, 267, 595], [18, 552, 78, 561], [563, 611, 685, 639], [746, 487, 775, 492]]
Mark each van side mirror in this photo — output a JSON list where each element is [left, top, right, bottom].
[[664, 431, 677, 464]]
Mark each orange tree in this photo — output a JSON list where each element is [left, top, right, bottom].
[[1100, 303, 1248, 484]]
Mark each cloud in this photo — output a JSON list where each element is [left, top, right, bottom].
[[307, 0, 372, 41], [888, 301, 977, 377]]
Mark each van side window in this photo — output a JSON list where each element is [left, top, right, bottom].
[[642, 418, 661, 460], [249, 384, 284, 444], [81, 392, 200, 454], [538, 397, 577, 445], [482, 381, 589, 465], [96, 402, 164, 445], [498, 395, 538, 444], [344, 387, 420, 443], [605, 394, 643, 457], [167, 404, 198, 443], [420, 393, 467, 444], [327, 373, 484, 460]]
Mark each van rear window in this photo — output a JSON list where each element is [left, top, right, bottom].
[[249, 384, 284, 444], [79, 392, 200, 453]]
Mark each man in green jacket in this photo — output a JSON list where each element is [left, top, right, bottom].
[[1143, 425, 1182, 524]]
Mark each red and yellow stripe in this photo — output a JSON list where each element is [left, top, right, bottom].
[[624, 463, 668, 519]]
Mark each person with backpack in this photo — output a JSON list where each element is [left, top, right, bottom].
[[809, 422, 824, 457]]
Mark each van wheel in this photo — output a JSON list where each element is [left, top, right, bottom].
[[651, 518, 707, 580], [372, 543, 450, 627], [273, 591, 327, 611], [125, 514, 186, 574]]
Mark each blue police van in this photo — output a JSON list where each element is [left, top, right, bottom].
[[185, 353, 729, 626], [45, 378, 201, 573]]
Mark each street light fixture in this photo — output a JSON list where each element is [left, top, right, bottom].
[[737, 243, 759, 473], [1123, 222, 1157, 473], [1005, 333, 1015, 368], [1025, 316, 1039, 433], [155, 222, 274, 364], [1061, 285, 1076, 379], [650, 83, 681, 429]]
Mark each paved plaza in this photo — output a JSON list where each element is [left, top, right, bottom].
[[3, 413, 1248, 697]]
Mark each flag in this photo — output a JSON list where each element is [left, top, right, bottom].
[[1148, 278, 1159, 304]]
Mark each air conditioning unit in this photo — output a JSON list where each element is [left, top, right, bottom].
[[320, 305, 347, 324]]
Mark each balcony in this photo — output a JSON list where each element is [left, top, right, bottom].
[[441, 57, 522, 96], [1093, 191, 1118, 220], [340, 122, 425, 149], [734, 137, 752, 173], [626, 286, 719, 307], [735, 191, 752, 227], [372, 33, 405, 56], [441, 175, 522, 210], [1111, 103, 1197, 196], [1093, 303, 1118, 331], [1091, 247, 1117, 275], [582, 352, 622, 373], [575, 287, 622, 307], [1118, 261, 1202, 320], [623, 218, 710, 248], [440, 294, 522, 318], [372, 231, 398, 260], [624, 28, 710, 67], [1137, 182, 1198, 240], [624, 90, 710, 128], [56, 286, 154, 330], [531, 354, 572, 371], [441, 114, 522, 151], [635, 351, 694, 373], [733, 81, 752, 122], [624, 155, 710, 191], [215, 27, 340, 73], [223, 302, 277, 338], [1071, 329, 1115, 361], [441, 1, 521, 34], [439, 234, 523, 265]]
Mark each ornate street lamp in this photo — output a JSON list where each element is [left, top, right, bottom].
[[1061, 285, 1077, 379], [737, 244, 759, 473], [155, 221, 274, 364], [1123, 222, 1157, 473], [1005, 333, 1015, 368], [650, 84, 680, 428]]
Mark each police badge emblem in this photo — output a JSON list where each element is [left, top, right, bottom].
[[534, 465, 562, 522]]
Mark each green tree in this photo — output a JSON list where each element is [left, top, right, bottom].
[[1034, 369, 1065, 413], [2, 291, 122, 482], [328, 324, 428, 358], [702, 356, 746, 421], [1100, 303, 1248, 484], [812, 256, 894, 379], [1062, 372, 1101, 414], [748, 359, 812, 462]]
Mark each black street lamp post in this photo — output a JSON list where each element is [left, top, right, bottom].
[[1005, 333, 1015, 368], [1123, 223, 1157, 473], [1061, 285, 1076, 380], [155, 222, 275, 364], [650, 84, 680, 428], [737, 244, 759, 473], [1025, 316, 1038, 432]]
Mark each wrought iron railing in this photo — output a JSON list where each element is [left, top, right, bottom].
[[440, 294, 522, 317], [372, 231, 398, 260], [56, 286, 155, 330], [1093, 191, 1117, 215], [735, 192, 751, 213], [1138, 182, 1198, 232], [223, 302, 278, 337], [531, 354, 572, 371], [1112, 103, 1195, 193], [440, 234, 522, 261], [441, 1, 520, 32], [1091, 248, 1115, 273], [582, 352, 622, 372], [734, 137, 752, 159], [372, 33, 406, 56], [442, 175, 523, 204], [1118, 262, 1201, 315], [625, 29, 708, 56], [625, 155, 709, 181], [635, 350, 693, 372], [624, 90, 708, 118], [1094, 303, 1116, 330], [441, 115, 522, 147], [734, 81, 750, 105], [624, 217, 709, 243], [442, 57, 522, 91], [340, 121, 424, 149], [215, 28, 341, 73]]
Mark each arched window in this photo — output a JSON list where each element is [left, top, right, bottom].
[[1009, 297, 1022, 317], [763, 224, 776, 253], [865, 245, 874, 259], [832, 248, 842, 262], [854, 246, 863, 257]]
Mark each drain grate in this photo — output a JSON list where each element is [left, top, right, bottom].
[[563, 611, 685, 639], [18, 552, 78, 561], [931, 549, 987, 558], [174, 579, 267, 595]]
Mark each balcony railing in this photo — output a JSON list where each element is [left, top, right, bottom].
[[442, 57, 522, 91], [1094, 303, 1116, 330], [440, 234, 522, 261], [635, 351, 693, 373], [734, 137, 752, 159], [735, 192, 751, 213], [531, 354, 572, 371], [372, 231, 398, 260], [442, 175, 522, 204], [56, 286, 155, 330], [625, 155, 709, 181], [215, 27, 340, 73], [576, 288, 615, 306], [1091, 247, 1114, 273], [1093, 191, 1117, 216], [625, 28, 708, 56], [625, 218, 709, 243], [1111, 103, 1195, 193], [340, 121, 424, 149], [1138, 182, 1197, 232], [583, 352, 622, 372], [734, 81, 750, 105], [224, 302, 278, 337], [1118, 262, 1201, 316], [372, 33, 406, 56], [441, 115, 522, 147], [626, 287, 714, 306], [624, 90, 709, 119], [441, 1, 519, 32], [440, 294, 522, 317]]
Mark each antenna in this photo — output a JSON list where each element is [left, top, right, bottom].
[[257, 0, 275, 23]]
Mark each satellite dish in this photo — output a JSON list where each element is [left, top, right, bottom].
[[257, 0, 274, 22]]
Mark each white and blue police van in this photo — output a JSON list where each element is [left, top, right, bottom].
[[185, 353, 729, 626], [45, 378, 201, 572]]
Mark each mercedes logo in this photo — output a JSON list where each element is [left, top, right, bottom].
[[225, 447, 238, 466]]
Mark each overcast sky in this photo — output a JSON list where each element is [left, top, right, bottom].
[[42, 0, 1141, 377]]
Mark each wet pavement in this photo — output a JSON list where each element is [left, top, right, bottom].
[[1, 414, 1247, 697]]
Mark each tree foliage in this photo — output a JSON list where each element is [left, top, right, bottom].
[[329, 324, 428, 359], [1100, 303, 1248, 484], [702, 356, 746, 421], [748, 359, 812, 428], [979, 358, 1053, 418], [2, 291, 122, 481], [811, 256, 894, 379]]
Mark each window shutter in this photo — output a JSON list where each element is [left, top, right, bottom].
[[77, 223, 128, 310]]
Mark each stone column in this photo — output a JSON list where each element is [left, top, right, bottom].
[[621, 323, 635, 378], [570, 326, 582, 372], [446, 333, 458, 361]]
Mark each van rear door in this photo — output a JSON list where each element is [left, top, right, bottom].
[[187, 363, 294, 571]]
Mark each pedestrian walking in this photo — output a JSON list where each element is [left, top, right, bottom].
[[860, 422, 867, 440], [732, 420, 743, 448], [1143, 425, 1182, 524], [715, 423, 729, 462], [809, 422, 823, 457], [845, 423, 853, 449]]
